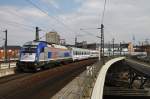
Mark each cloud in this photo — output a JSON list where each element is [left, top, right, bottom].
[[59, 0, 150, 44], [42, 0, 60, 9], [74, 0, 82, 3], [0, 5, 50, 45], [0, 4, 78, 45], [0, 0, 150, 46]]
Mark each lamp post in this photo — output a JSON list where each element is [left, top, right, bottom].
[[96, 36, 101, 61], [97, 24, 105, 64], [3, 29, 7, 63]]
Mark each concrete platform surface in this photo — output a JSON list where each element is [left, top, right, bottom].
[[0, 62, 16, 77], [51, 62, 98, 99]]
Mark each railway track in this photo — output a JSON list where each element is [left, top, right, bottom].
[[0, 73, 32, 84], [0, 59, 97, 99]]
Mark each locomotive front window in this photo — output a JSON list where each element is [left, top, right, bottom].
[[23, 48, 36, 53], [22, 45, 37, 53]]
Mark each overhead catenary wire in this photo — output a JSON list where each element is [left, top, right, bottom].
[[13, 8, 57, 32], [40, 0, 83, 41], [80, 29, 98, 37], [0, 20, 35, 31], [0, 35, 5, 46], [23, 0, 56, 31], [6, 9, 48, 30], [25, 0, 77, 35], [0, 20, 51, 42], [41, 0, 68, 26], [0, 11, 36, 30], [40, 0, 69, 29], [42, 0, 79, 34], [3, 20, 35, 29], [1, 9, 55, 40], [0, 9, 37, 29], [0, 2, 63, 45], [42, 0, 64, 14], [0, 40, 4, 45], [25, 0, 80, 43], [45, 0, 88, 35], [78, 0, 108, 44]]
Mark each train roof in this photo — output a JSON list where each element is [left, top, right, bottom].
[[23, 41, 98, 51], [71, 47, 91, 51], [70, 47, 99, 52], [23, 41, 51, 46], [52, 44, 68, 49], [23, 41, 68, 49]]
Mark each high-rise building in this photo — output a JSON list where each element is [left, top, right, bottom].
[[46, 31, 60, 44]]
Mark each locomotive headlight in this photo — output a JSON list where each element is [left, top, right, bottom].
[[34, 63, 37, 66]]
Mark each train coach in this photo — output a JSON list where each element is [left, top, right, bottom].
[[16, 41, 98, 71]]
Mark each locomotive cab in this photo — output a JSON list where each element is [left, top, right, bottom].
[[20, 45, 37, 62], [17, 41, 47, 71]]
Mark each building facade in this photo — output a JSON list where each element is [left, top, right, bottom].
[[75, 41, 87, 49], [0, 46, 21, 61], [139, 45, 150, 56], [46, 31, 60, 44]]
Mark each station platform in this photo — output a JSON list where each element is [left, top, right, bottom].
[[51, 61, 100, 99], [0, 62, 16, 77]]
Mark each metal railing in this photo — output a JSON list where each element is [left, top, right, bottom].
[[0, 58, 17, 70]]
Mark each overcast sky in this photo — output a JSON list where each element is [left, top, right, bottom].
[[0, 0, 150, 46]]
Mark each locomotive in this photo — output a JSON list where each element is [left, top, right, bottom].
[[16, 41, 98, 71]]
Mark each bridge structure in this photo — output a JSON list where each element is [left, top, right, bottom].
[[91, 57, 125, 99], [91, 57, 150, 99]]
